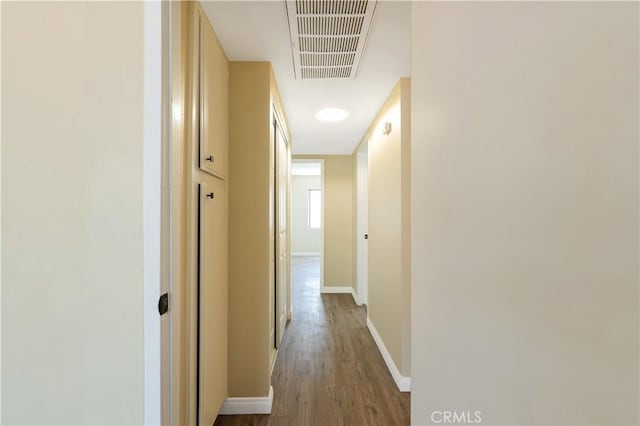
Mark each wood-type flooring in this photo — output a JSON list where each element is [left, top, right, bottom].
[[214, 256, 410, 426]]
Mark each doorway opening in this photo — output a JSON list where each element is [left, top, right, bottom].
[[290, 159, 325, 309]]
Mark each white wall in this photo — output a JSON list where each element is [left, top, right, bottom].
[[412, 2, 639, 425], [291, 175, 322, 254], [2, 3, 146, 424]]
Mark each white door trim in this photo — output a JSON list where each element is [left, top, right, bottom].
[[0, 4, 4, 420], [319, 159, 325, 290], [143, 1, 167, 424], [356, 143, 369, 306]]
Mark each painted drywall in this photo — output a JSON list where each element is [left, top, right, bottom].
[[228, 62, 291, 398], [324, 156, 353, 288], [291, 175, 322, 254], [228, 62, 273, 398], [2, 2, 145, 424], [399, 81, 411, 378], [353, 80, 411, 378], [411, 3, 639, 425], [294, 156, 353, 288]]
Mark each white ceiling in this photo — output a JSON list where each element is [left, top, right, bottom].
[[201, 1, 410, 155]]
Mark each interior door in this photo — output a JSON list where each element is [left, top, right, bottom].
[[198, 182, 228, 426], [275, 120, 289, 348]]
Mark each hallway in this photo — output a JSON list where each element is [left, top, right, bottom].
[[215, 256, 410, 426]]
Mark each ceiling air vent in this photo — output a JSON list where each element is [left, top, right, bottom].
[[286, 0, 378, 80]]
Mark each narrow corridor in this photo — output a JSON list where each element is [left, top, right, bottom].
[[215, 256, 410, 426]]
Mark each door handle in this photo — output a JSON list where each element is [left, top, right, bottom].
[[158, 293, 169, 315], [206, 192, 214, 199], [206, 155, 214, 162], [364, 234, 368, 240]]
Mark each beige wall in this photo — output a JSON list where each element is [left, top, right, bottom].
[[291, 175, 322, 254], [399, 81, 411, 376], [228, 62, 273, 398], [294, 155, 353, 288], [353, 80, 411, 377], [411, 3, 639, 425], [228, 62, 291, 398], [2, 2, 145, 424]]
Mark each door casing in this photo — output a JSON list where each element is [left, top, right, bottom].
[[356, 143, 369, 306]]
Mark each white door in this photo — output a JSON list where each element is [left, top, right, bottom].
[[275, 122, 289, 347], [357, 148, 369, 305]]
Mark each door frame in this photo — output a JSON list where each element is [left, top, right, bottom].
[[157, 1, 189, 425], [356, 142, 369, 306], [290, 158, 325, 291], [143, 1, 172, 425]]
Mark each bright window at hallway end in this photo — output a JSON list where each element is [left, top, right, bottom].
[[308, 189, 321, 229]]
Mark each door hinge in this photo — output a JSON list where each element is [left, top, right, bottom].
[[158, 293, 169, 315]]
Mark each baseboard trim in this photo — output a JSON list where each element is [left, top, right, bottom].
[[351, 289, 360, 305], [219, 386, 274, 415], [320, 286, 353, 294], [351, 289, 364, 306], [291, 252, 320, 257], [366, 317, 411, 392], [321, 286, 362, 307], [320, 286, 353, 293]]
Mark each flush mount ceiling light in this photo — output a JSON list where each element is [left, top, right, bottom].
[[316, 108, 349, 122]]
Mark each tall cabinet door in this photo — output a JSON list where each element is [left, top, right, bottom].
[[197, 5, 228, 179], [198, 181, 228, 426], [274, 122, 289, 348]]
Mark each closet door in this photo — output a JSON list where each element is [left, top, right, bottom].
[[197, 6, 228, 179], [198, 181, 228, 426], [274, 121, 289, 348]]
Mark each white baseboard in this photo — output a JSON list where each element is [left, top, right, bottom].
[[351, 289, 360, 305], [320, 286, 352, 294], [321, 286, 360, 305], [291, 252, 320, 257], [219, 386, 274, 415], [366, 317, 411, 392], [351, 289, 364, 306]]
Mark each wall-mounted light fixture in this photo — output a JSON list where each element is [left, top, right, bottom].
[[383, 122, 392, 135]]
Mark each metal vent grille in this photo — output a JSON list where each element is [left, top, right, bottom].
[[286, 0, 378, 80]]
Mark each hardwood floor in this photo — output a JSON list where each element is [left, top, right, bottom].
[[214, 256, 410, 426]]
